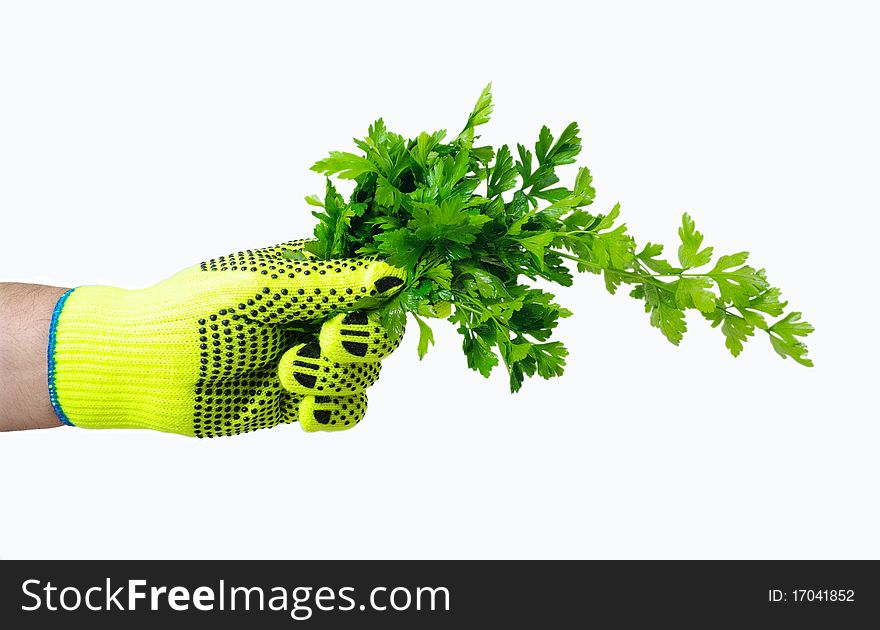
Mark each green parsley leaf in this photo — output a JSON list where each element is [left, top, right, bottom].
[[768, 312, 814, 366], [311, 151, 378, 180], [678, 213, 714, 269], [412, 314, 435, 360], [675, 277, 717, 313]]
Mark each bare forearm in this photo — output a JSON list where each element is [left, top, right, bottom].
[[0, 283, 69, 431]]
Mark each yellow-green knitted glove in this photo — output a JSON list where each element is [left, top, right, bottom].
[[47, 241, 405, 437]]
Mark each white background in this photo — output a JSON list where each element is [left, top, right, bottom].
[[0, 1, 877, 559]]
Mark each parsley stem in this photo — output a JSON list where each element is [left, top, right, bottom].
[[550, 250, 672, 290]]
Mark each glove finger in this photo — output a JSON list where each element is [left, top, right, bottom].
[[278, 341, 381, 396], [233, 255, 404, 325], [319, 310, 403, 364], [267, 250, 405, 323], [299, 392, 367, 432], [197, 243, 405, 325]]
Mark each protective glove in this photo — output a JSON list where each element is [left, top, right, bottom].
[[47, 240, 405, 437]]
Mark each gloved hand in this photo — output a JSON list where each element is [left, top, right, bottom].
[[47, 240, 405, 437]]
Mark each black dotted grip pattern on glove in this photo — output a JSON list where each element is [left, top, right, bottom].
[[190, 241, 403, 438]]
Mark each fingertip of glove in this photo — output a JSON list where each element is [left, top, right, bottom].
[[295, 342, 321, 358], [366, 259, 406, 293], [298, 393, 367, 433], [374, 275, 404, 294]]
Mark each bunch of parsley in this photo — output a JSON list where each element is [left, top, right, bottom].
[[302, 85, 813, 391]]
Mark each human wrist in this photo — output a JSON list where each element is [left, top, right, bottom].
[[0, 283, 69, 431]]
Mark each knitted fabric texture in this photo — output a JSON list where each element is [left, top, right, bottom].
[[49, 241, 405, 436]]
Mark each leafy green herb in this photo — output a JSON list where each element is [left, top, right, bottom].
[[307, 84, 814, 391]]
